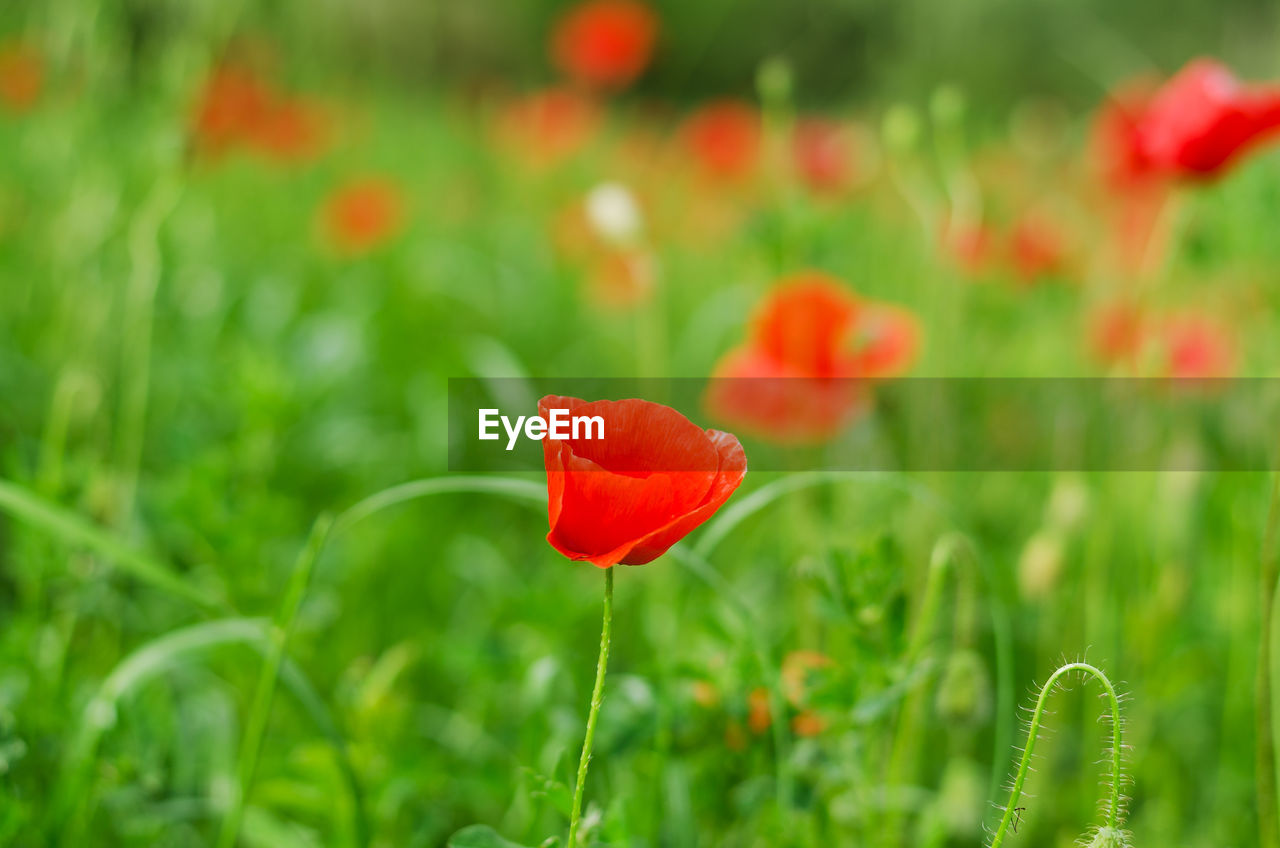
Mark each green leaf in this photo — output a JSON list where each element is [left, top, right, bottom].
[[447, 825, 533, 848]]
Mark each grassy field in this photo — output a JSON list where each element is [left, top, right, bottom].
[[4, 4, 1280, 847]]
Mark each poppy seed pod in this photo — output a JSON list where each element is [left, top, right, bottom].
[[1017, 530, 1065, 602]]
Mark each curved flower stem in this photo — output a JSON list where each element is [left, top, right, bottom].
[[567, 567, 614, 848], [1257, 470, 1280, 848], [989, 662, 1123, 848]]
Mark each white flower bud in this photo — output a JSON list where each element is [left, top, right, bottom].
[[585, 182, 642, 244]]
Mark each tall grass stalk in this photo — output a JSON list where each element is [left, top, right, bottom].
[[1257, 470, 1280, 848], [216, 515, 334, 848]]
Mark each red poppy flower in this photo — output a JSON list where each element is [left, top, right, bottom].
[[0, 42, 41, 113], [792, 118, 859, 193], [551, 0, 658, 91], [680, 100, 761, 183], [940, 219, 997, 276], [322, 178, 404, 253], [251, 97, 327, 162], [191, 66, 274, 156], [1135, 58, 1280, 179], [1160, 315, 1235, 379], [495, 88, 601, 168], [584, 247, 656, 307], [541, 395, 746, 568], [1092, 78, 1161, 191], [705, 273, 919, 443], [1089, 302, 1147, 367], [1008, 213, 1067, 282]]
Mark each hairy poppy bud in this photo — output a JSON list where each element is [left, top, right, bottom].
[[1085, 826, 1132, 848]]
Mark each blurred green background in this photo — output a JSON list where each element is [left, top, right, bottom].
[[2, 1, 1280, 847]]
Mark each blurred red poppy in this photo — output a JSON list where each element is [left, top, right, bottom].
[[551, 0, 658, 91], [792, 118, 859, 193], [251, 96, 327, 162], [1135, 59, 1280, 179], [1089, 302, 1147, 368], [541, 395, 746, 568], [322, 178, 404, 253], [1008, 213, 1067, 282], [1092, 78, 1160, 191], [496, 88, 601, 168], [585, 247, 656, 307], [0, 42, 41, 113], [1160, 315, 1235, 379], [191, 66, 275, 156], [705, 273, 919, 443], [940, 219, 997, 276], [680, 100, 761, 183]]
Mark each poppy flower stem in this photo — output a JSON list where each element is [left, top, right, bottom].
[[989, 662, 1124, 848], [1256, 470, 1280, 848], [567, 566, 614, 848]]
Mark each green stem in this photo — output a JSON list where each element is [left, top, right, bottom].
[[113, 175, 181, 526], [1257, 471, 1280, 848], [883, 535, 969, 844], [666, 545, 793, 813], [989, 661, 1124, 848], [216, 515, 334, 848], [567, 567, 614, 848]]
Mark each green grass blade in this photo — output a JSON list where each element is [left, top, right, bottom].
[[0, 477, 227, 612]]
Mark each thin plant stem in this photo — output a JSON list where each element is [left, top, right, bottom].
[[883, 536, 968, 844], [989, 661, 1124, 848], [216, 515, 334, 848], [113, 175, 181, 527], [1257, 470, 1280, 848], [567, 566, 615, 848]]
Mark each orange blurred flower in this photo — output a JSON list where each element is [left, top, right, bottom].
[[1160, 315, 1235, 379], [551, 0, 658, 91], [495, 88, 601, 168], [940, 219, 998, 276], [690, 680, 720, 708], [680, 100, 761, 184], [747, 687, 771, 735], [792, 118, 861, 194], [791, 710, 826, 738], [1008, 213, 1068, 282], [1089, 302, 1147, 368], [322, 178, 405, 254], [585, 247, 656, 307], [781, 650, 834, 706], [190, 64, 328, 162], [705, 272, 920, 443], [191, 65, 275, 156], [0, 42, 41, 113], [251, 96, 327, 162]]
